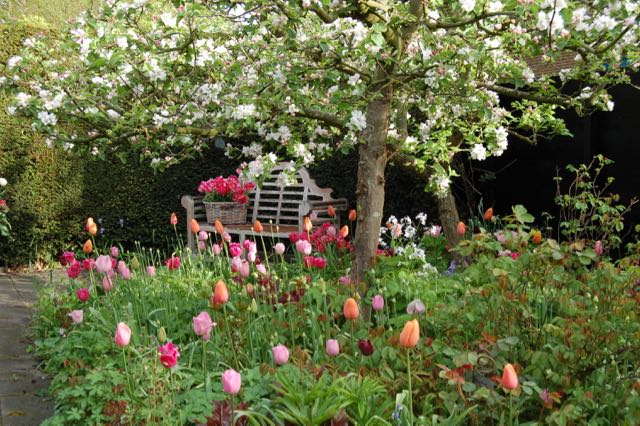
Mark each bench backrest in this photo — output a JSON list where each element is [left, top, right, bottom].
[[191, 163, 338, 226]]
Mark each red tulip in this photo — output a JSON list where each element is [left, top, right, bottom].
[[158, 342, 180, 369], [67, 261, 82, 279], [501, 363, 519, 390], [76, 287, 90, 302], [358, 339, 374, 356]]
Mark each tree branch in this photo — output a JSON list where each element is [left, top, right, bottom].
[[478, 83, 571, 107], [299, 107, 346, 130]]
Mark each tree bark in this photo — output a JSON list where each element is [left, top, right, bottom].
[[437, 188, 463, 251], [350, 85, 393, 286]]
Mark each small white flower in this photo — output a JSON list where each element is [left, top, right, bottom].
[[0, 178, 7, 187], [37, 111, 58, 126], [460, 0, 475, 12], [349, 110, 367, 131], [116, 37, 128, 49], [7, 56, 21, 69], [470, 143, 487, 161]]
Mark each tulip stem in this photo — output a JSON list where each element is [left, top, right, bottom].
[[407, 350, 413, 426], [230, 395, 235, 425], [122, 347, 133, 400], [509, 392, 513, 426], [202, 338, 207, 384], [223, 305, 240, 370]]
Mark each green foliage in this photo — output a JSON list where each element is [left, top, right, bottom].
[[0, 0, 94, 26]]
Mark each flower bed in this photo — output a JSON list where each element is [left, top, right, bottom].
[[32, 207, 640, 425]]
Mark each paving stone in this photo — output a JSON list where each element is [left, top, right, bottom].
[[0, 394, 54, 426]]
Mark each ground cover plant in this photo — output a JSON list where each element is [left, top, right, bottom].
[[32, 197, 640, 425]]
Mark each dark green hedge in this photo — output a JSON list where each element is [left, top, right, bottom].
[[0, 20, 436, 266]]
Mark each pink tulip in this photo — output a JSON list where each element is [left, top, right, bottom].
[[230, 256, 242, 273], [296, 240, 312, 255], [274, 243, 285, 255], [198, 231, 209, 241], [121, 266, 132, 280], [95, 255, 112, 274], [229, 243, 243, 258], [68, 309, 83, 324], [326, 226, 336, 237], [501, 363, 519, 390], [372, 294, 384, 311], [221, 369, 241, 394], [76, 287, 90, 302], [67, 261, 82, 279], [192, 311, 213, 341], [429, 225, 442, 237], [116, 260, 128, 275], [198, 240, 206, 251], [82, 258, 96, 271], [247, 251, 256, 263], [110, 246, 119, 258], [326, 339, 340, 356], [158, 342, 180, 369], [303, 256, 314, 268], [239, 261, 250, 278], [223, 232, 232, 243], [114, 322, 132, 347], [407, 299, 425, 315], [213, 244, 222, 255], [272, 344, 289, 366], [256, 264, 267, 275], [595, 240, 603, 256], [313, 257, 327, 269], [102, 275, 114, 292], [146, 265, 156, 277], [59, 251, 76, 266], [338, 276, 351, 285], [243, 240, 256, 253]]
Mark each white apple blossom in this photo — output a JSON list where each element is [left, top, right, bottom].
[[460, 0, 476, 13], [470, 144, 487, 161], [349, 110, 367, 131]]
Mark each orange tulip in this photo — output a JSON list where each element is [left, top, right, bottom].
[[327, 205, 336, 217], [501, 363, 519, 390], [343, 297, 359, 320], [83, 239, 93, 254], [211, 279, 229, 306], [303, 216, 313, 232], [399, 319, 420, 348], [253, 220, 263, 233], [348, 209, 357, 222], [531, 229, 542, 244], [340, 225, 349, 238], [85, 217, 95, 231], [456, 221, 466, 236], [190, 219, 200, 234], [214, 220, 224, 235], [483, 207, 493, 221], [170, 212, 178, 225], [88, 222, 98, 236]]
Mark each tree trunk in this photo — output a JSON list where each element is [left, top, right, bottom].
[[437, 188, 462, 251], [350, 86, 393, 286]]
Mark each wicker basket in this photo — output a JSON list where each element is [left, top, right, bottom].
[[204, 202, 247, 225]]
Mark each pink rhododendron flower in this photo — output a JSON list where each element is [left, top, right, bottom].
[[110, 246, 119, 258], [76, 287, 90, 302], [193, 311, 213, 341], [221, 369, 241, 394], [68, 310, 83, 324], [274, 243, 285, 255], [158, 342, 180, 369], [95, 255, 112, 274]]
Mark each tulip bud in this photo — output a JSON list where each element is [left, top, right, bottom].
[[130, 256, 141, 270], [501, 363, 519, 390], [214, 220, 224, 235], [303, 216, 313, 232], [456, 221, 466, 236], [170, 212, 178, 225], [114, 322, 132, 347], [272, 344, 290, 366], [399, 319, 420, 348], [211, 280, 229, 306], [88, 223, 98, 236], [221, 369, 241, 394], [253, 220, 264, 233], [340, 225, 349, 238], [483, 207, 493, 221], [326, 339, 340, 356], [158, 326, 167, 343], [83, 239, 93, 254], [327, 205, 335, 217], [190, 219, 200, 234], [348, 209, 357, 221], [531, 229, 542, 244], [343, 297, 359, 320], [250, 298, 258, 313]]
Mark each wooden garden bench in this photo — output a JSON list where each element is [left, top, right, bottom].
[[181, 163, 348, 250]]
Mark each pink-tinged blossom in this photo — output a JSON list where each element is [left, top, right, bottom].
[[229, 242, 243, 257], [303, 256, 314, 268], [326, 339, 340, 356], [95, 255, 112, 274], [247, 251, 256, 263], [339, 276, 351, 285], [326, 226, 336, 237], [274, 243, 285, 255], [76, 287, 90, 302], [295, 239, 312, 255], [158, 342, 180, 368], [256, 264, 267, 275], [110, 246, 119, 258], [221, 369, 241, 394], [82, 258, 95, 271], [68, 309, 83, 324], [230, 256, 242, 273], [102, 275, 114, 292], [146, 266, 156, 277], [213, 243, 222, 255], [243, 240, 256, 253], [372, 294, 384, 311], [198, 240, 206, 251], [239, 260, 250, 278], [272, 344, 289, 365], [114, 322, 132, 347], [192, 311, 213, 341], [116, 260, 128, 275], [67, 261, 82, 279], [428, 225, 442, 237], [407, 299, 425, 315], [198, 231, 209, 241], [223, 232, 232, 243], [120, 266, 132, 280]]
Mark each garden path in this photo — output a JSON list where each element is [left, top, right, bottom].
[[0, 273, 54, 425]]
